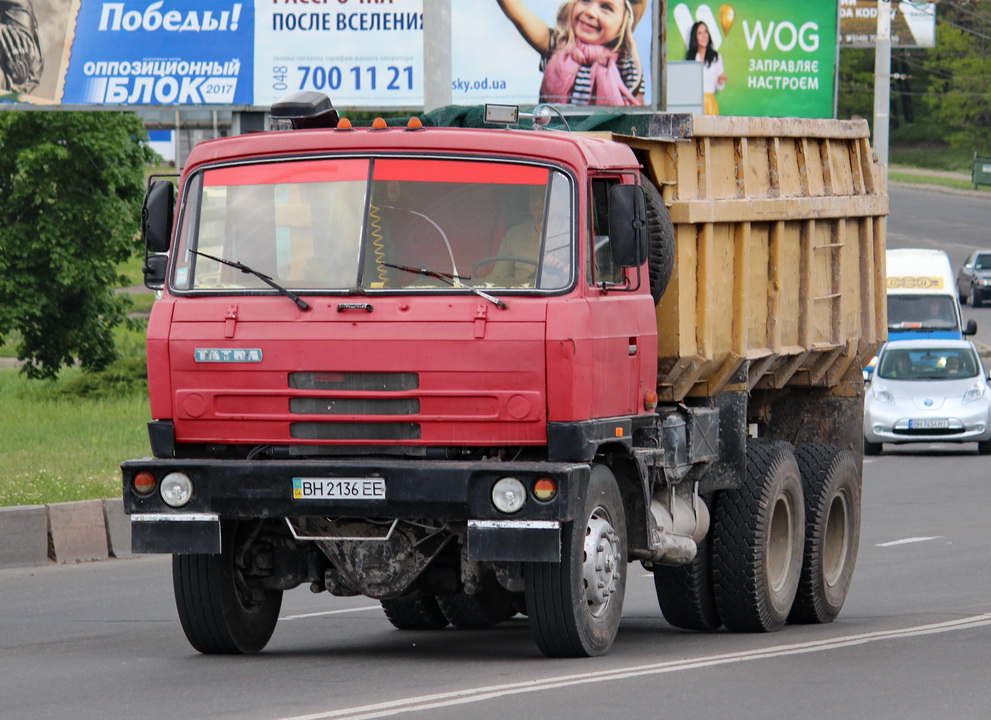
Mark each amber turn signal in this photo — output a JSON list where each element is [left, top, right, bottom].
[[133, 471, 157, 495], [533, 477, 557, 501]]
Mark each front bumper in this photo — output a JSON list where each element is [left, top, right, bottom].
[[864, 403, 991, 444], [122, 457, 589, 558]]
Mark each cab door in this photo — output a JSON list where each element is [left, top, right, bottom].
[[583, 176, 658, 418]]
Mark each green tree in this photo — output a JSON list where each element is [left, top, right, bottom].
[[924, 7, 991, 152], [0, 112, 153, 380]]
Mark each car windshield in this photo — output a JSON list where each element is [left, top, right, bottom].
[[171, 157, 573, 294], [975, 254, 991, 270], [877, 347, 980, 380], [887, 294, 958, 330]]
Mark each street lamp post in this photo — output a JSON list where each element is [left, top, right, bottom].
[[873, 0, 892, 167]]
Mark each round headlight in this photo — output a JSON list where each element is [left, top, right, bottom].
[[492, 477, 526, 514], [160, 472, 193, 508]]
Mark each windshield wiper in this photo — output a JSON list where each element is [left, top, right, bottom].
[[191, 250, 309, 311], [381, 263, 507, 309]]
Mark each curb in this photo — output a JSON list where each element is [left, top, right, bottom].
[[0, 498, 133, 569]]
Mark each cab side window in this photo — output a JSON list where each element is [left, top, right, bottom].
[[589, 178, 624, 286]]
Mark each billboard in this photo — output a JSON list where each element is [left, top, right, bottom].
[[666, 1, 838, 118], [839, 1, 936, 49], [451, 0, 656, 107], [2, 0, 657, 108]]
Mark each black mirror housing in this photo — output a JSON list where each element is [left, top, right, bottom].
[[608, 184, 648, 268], [965, 319, 978, 336], [143, 254, 168, 290], [143, 180, 175, 254]]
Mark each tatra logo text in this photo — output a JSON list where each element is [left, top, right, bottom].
[[194, 348, 264, 363]]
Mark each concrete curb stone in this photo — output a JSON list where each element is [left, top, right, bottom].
[[0, 505, 50, 569], [47, 499, 110, 564], [102, 498, 133, 558]]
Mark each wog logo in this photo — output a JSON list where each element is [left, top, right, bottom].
[[743, 20, 820, 52]]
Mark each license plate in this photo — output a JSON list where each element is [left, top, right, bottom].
[[292, 477, 386, 500], [909, 418, 949, 430]]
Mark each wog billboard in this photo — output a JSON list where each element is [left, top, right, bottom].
[[667, 1, 837, 118]]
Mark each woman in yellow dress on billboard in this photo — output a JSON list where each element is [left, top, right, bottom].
[[685, 20, 726, 115]]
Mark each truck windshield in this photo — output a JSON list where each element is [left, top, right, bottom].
[[171, 157, 573, 294]]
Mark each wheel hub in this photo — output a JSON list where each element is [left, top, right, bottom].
[[582, 509, 621, 617]]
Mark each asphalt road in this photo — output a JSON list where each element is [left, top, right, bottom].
[[887, 182, 991, 346], [4, 447, 991, 720], [3, 184, 991, 720]]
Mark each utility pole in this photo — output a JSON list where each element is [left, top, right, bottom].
[[422, 0, 452, 112], [873, 0, 891, 166]]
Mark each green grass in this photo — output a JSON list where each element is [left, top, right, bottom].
[[889, 144, 974, 174], [888, 171, 987, 192], [0, 368, 150, 507]]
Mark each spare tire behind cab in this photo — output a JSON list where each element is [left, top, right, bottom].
[[640, 174, 675, 305]]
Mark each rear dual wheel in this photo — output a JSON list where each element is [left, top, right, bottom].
[[789, 443, 861, 624], [437, 577, 519, 629], [712, 440, 805, 632], [381, 597, 450, 630], [652, 493, 721, 631]]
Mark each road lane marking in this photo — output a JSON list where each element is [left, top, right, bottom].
[[876, 536, 942, 547], [274, 613, 991, 720], [282, 606, 380, 620]]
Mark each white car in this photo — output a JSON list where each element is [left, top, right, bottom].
[[864, 339, 991, 455]]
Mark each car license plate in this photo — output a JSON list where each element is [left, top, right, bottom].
[[292, 477, 386, 500], [909, 418, 949, 430]]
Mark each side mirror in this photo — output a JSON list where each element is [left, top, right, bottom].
[[607, 184, 648, 268], [143, 254, 168, 289], [143, 180, 175, 254], [965, 319, 978, 336]]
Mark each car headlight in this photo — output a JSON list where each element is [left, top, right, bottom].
[[963, 383, 986, 404], [980, 278, 991, 287], [873, 387, 894, 405]]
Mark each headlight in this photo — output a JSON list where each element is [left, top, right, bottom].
[[980, 278, 991, 287], [963, 383, 986, 404], [491, 477, 526, 514], [873, 387, 895, 405], [160, 472, 194, 507]]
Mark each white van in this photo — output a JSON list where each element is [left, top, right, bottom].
[[886, 248, 975, 341]]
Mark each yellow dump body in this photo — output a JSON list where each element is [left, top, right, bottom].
[[616, 116, 887, 402]]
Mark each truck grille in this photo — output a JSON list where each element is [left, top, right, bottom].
[[290, 422, 422, 441], [290, 398, 420, 415], [289, 372, 419, 391], [287, 372, 422, 441]]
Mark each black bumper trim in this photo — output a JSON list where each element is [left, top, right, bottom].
[[122, 457, 590, 525]]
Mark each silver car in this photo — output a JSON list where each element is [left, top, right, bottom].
[[864, 339, 991, 455], [956, 250, 991, 308]]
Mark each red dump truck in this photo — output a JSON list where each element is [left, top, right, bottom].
[[123, 92, 887, 657]]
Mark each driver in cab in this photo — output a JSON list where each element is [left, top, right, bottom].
[[487, 192, 546, 287]]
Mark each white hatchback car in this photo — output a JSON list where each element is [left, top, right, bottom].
[[864, 339, 991, 455]]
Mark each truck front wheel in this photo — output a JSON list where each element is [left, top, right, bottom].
[[524, 464, 627, 657], [173, 520, 283, 654], [712, 440, 804, 632], [789, 444, 861, 624]]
